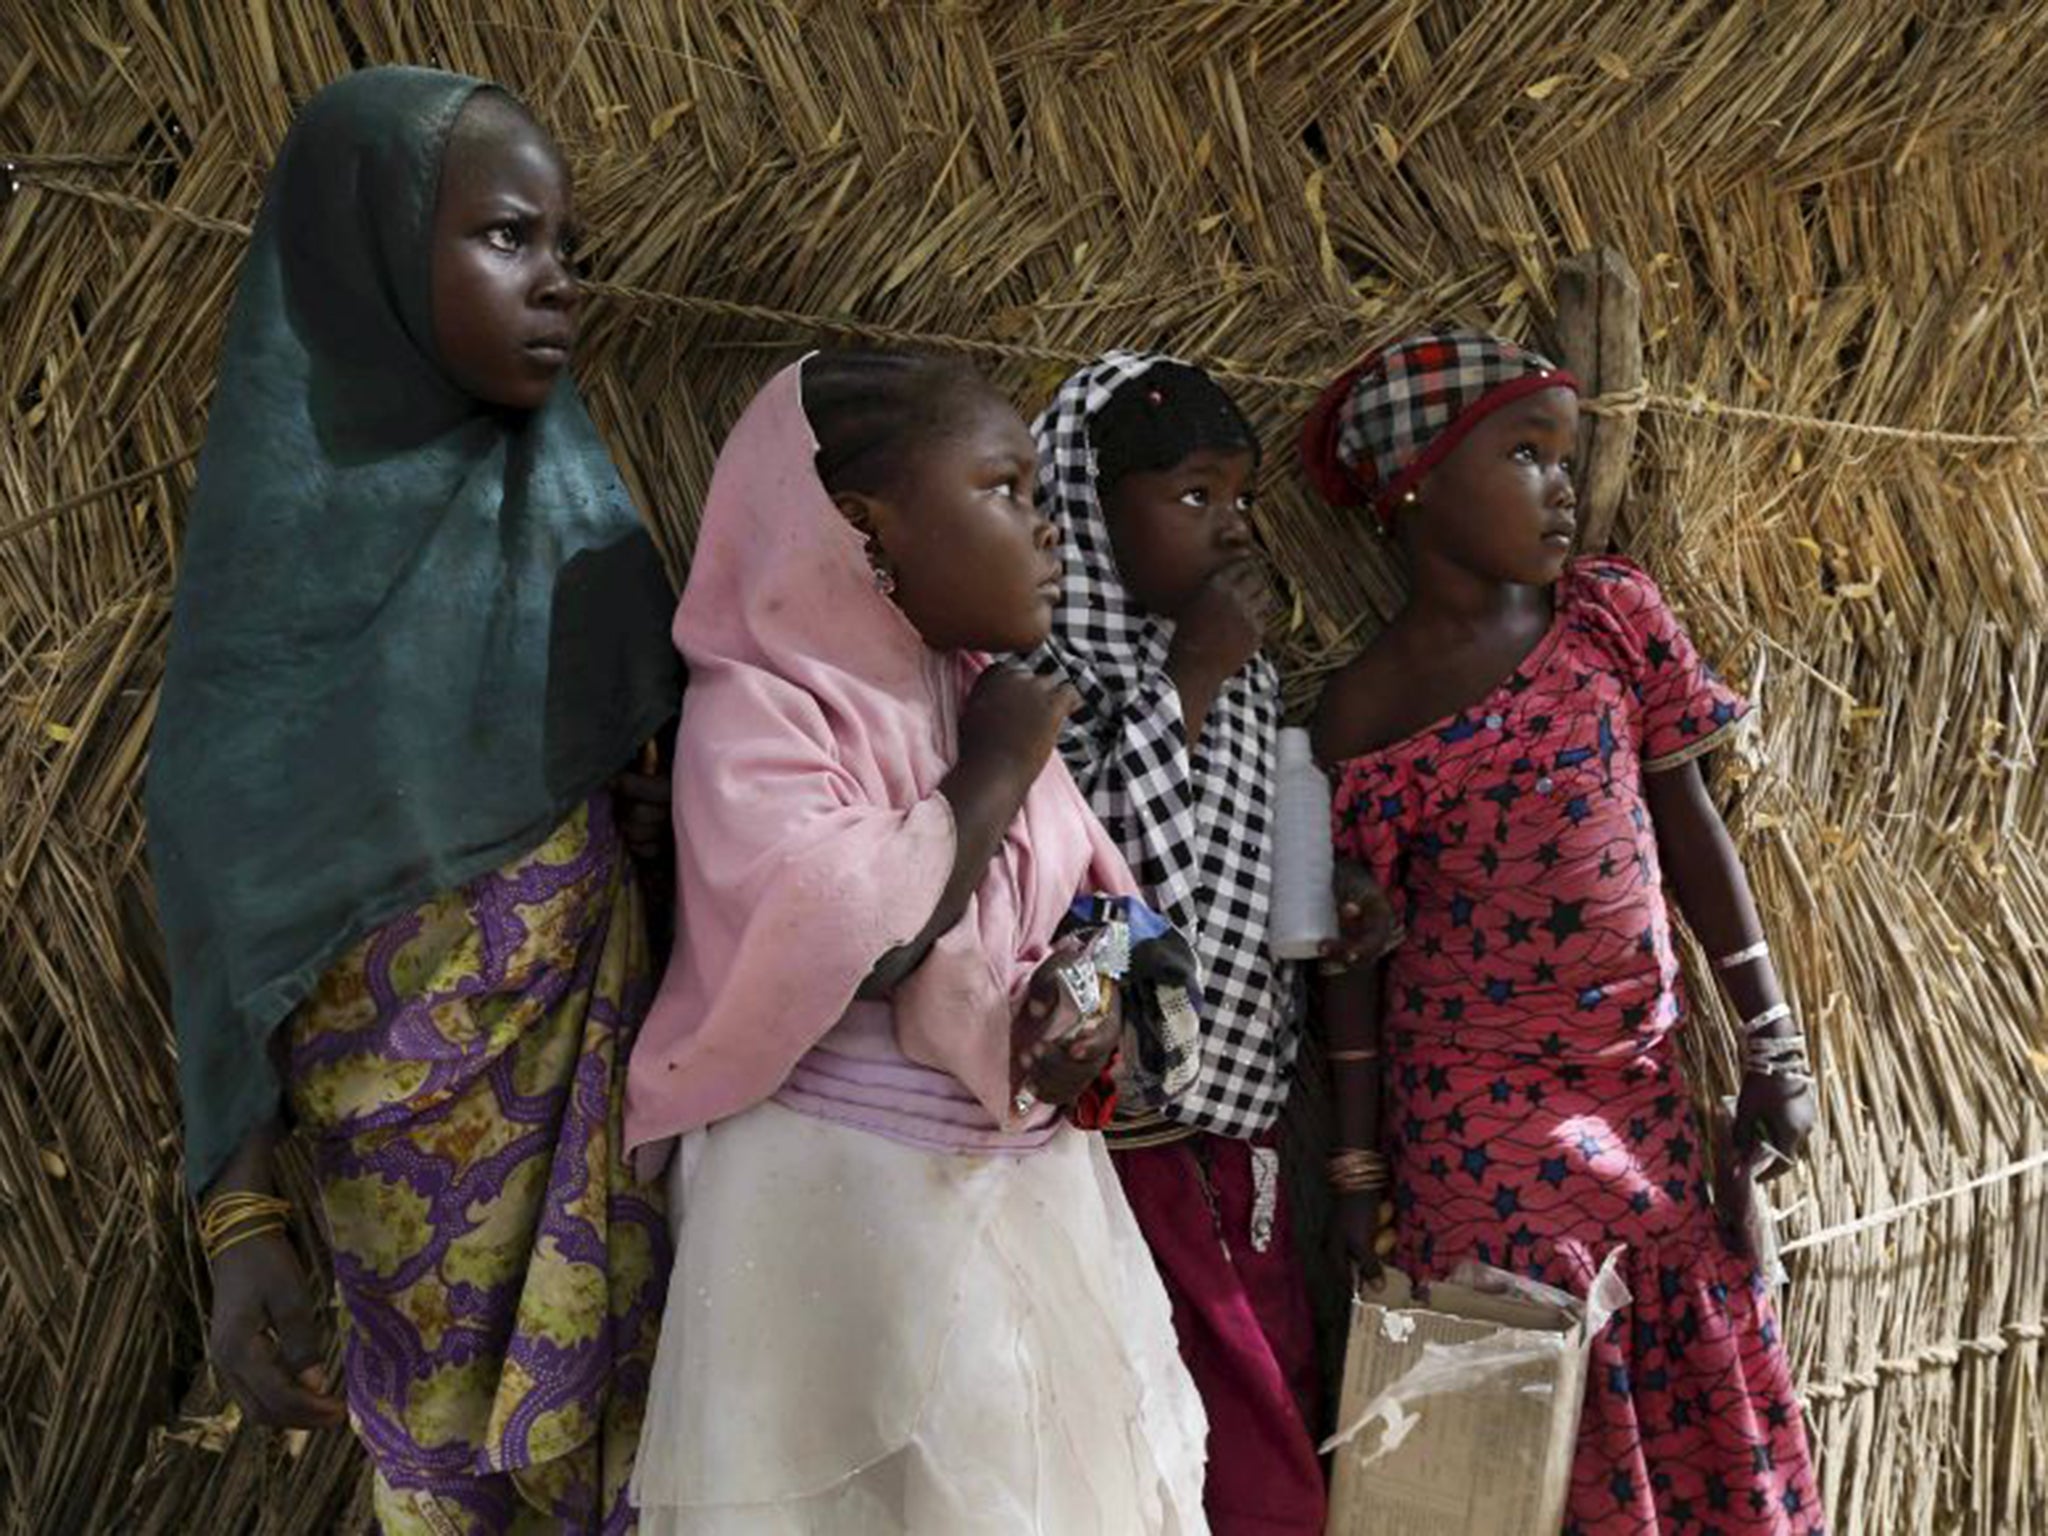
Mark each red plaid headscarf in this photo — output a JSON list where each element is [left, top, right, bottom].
[[1300, 329, 1578, 525]]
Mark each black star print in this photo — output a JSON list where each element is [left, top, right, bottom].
[[1504, 914, 1534, 946], [1543, 899, 1586, 941], [1645, 634, 1674, 668], [1535, 840, 1562, 870]]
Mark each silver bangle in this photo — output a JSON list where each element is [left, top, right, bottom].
[[1741, 1031, 1812, 1081], [1740, 1002, 1792, 1036], [1715, 939, 1771, 972]]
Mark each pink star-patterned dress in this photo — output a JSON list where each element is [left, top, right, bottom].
[[1332, 558, 1823, 1535]]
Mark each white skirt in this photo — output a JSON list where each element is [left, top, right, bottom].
[[630, 1102, 1209, 1535]]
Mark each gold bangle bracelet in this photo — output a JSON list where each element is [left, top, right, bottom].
[[205, 1221, 287, 1264], [1326, 1147, 1390, 1194], [198, 1191, 294, 1260]]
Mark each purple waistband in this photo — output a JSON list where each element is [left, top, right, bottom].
[[773, 1046, 1060, 1156]]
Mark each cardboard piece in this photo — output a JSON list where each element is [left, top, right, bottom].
[[1323, 1256, 1627, 1536]]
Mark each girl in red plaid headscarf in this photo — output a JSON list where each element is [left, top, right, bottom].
[[1304, 330, 1824, 1535]]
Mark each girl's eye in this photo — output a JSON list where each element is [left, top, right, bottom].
[[485, 223, 522, 253], [1558, 458, 1576, 480], [1234, 493, 1256, 515], [1178, 487, 1211, 509], [993, 478, 1020, 500], [1512, 443, 1540, 464]]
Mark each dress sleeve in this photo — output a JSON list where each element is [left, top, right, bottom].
[[1577, 557, 1751, 772], [1330, 753, 1415, 929]]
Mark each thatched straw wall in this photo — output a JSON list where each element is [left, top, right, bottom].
[[3, 3, 2044, 1531]]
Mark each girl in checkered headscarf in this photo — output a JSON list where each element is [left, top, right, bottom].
[[1027, 352, 1329, 1536], [1305, 330, 1824, 1535]]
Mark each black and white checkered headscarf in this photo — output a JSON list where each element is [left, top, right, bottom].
[[1026, 351, 1298, 1140]]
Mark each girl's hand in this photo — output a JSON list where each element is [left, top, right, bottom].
[[1320, 860, 1399, 967], [1012, 945, 1121, 1107], [612, 739, 672, 868], [1331, 1189, 1393, 1283], [208, 1228, 346, 1430], [1167, 559, 1271, 681], [1733, 1069, 1815, 1175], [958, 666, 1080, 789]]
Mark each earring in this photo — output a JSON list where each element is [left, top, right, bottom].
[[1401, 488, 1419, 505], [872, 562, 897, 597]]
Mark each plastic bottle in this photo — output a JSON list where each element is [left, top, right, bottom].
[[1269, 726, 1337, 960]]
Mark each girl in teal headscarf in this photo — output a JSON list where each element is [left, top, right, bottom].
[[148, 66, 680, 1532]]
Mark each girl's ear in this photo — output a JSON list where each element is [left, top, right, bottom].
[[833, 489, 902, 578], [1382, 475, 1425, 545], [831, 489, 887, 543]]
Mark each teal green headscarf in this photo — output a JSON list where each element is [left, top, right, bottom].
[[148, 66, 680, 1194]]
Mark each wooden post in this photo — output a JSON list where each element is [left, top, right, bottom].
[[1552, 248, 1643, 553]]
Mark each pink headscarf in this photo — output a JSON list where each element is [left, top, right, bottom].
[[624, 357, 1136, 1154]]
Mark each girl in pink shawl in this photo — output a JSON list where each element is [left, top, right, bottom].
[[624, 352, 1210, 1534]]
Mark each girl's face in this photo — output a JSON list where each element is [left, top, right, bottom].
[[853, 390, 1060, 654], [1101, 448, 1259, 617], [1401, 387, 1580, 585], [430, 96, 582, 412]]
